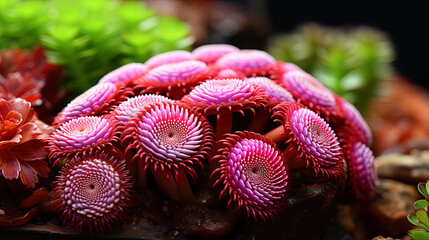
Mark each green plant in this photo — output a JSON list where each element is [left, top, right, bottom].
[[408, 180, 429, 240], [0, 0, 193, 96], [267, 23, 394, 114]]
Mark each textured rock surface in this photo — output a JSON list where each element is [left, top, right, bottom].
[[338, 178, 419, 239], [376, 150, 429, 185]]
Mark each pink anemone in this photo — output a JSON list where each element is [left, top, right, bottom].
[[53, 82, 130, 126], [211, 131, 289, 221], [144, 50, 193, 70], [336, 96, 372, 145], [269, 102, 344, 179], [113, 94, 174, 126], [347, 141, 377, 200], [122, 102, 214, 201], [216, 50, 276, 77], [280, 71, 337, 120], [181, 78, 268, 141], [192, 44, 239, 64], [136, 60, 209, 100], [245, 77, 295, 106], [98, 63, 147, 85], [47, 115, 120, 165], [54, 152, 133, 233]]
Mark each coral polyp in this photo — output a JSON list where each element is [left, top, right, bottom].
[[337, 96, 372, 145], [216, 50, 276, 76], [123, 102, 213, 201], [347, 142, 377, 200], [113, 94, 174, 125], [144, 50, 193, 70], [281, 71, 337, 117], [54, 152, 133, 233], [192, 44, 239, 64], [181, 78, 268, 116], [136, 60, 209, 99], [212, 131, 289, 221], [245, 77, 295, 105], [123, 102, 213, 178], [273, 102, 344, 178], [53, 83, 129, 126], [98, 63, 147, 85], [48, 115, 119, 165]]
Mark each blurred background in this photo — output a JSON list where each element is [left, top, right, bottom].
[[146, 0, 429, 89]]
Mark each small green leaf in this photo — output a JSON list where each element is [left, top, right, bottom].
[[408, 230, 429, 240], [415, 200, 429, 210], [416, 209, 429, 231], [409, 214, 429, 229], [426, 181, 429, 198], [419, 182, 429, 198]]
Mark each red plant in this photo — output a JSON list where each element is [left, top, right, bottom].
[[0, 45, 66, 123], [0, 98, 52, 188]]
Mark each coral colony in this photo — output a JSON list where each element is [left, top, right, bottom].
[[0, 44, 376, 233]]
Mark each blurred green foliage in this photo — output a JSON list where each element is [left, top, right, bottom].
[[0, 0, 194, 96], [267, 23, 394, 114]]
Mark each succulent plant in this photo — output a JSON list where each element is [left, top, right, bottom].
[[0, 98, 53, 188], [267, 23, 394, 114], [408, 180, 429, 240], [44, 44, 376, 235], [0, 46, 65, 123], [0, 0, 193, 96]]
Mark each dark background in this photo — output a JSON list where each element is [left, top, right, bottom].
[[207, 0, 429, 90], [264, 0, 429, 90]]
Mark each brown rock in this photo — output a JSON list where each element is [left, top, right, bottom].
[[361, 178, 419, 237], [376, 150, 429, 184]]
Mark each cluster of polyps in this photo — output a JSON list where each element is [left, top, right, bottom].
[[47, 44, 376, 232]]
